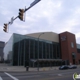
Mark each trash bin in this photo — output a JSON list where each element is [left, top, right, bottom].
[[26, 66, 29, 71]]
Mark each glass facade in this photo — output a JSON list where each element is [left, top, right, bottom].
[[0, 41, 5, 61], [4, 35, 13, 65], [4, 33, 62, 67]]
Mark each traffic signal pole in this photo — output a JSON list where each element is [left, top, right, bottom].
[[13, 0, 41, 21], [25, 0, 41, 12], [3, 0, 41, 32], [18, 0, 41, 21]]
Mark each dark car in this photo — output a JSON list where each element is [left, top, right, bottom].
[[59, 65, 69, 70], [68, 65, 77, 69]]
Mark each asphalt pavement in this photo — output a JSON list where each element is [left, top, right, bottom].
[[0, 68, 80, 80], [0, 64, 80, 80]]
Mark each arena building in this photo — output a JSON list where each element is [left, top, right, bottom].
[[3, 31, 80, 67]]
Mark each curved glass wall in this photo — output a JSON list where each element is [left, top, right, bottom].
[[4, 33, 62, 67], [3, 34, 13, 65]]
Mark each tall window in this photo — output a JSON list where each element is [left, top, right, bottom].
[[71, 42, 74, 48]]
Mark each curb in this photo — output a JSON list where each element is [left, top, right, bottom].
[[0, 68, 59, 73]]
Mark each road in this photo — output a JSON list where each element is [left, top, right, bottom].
[[0, 68, 80, 80]]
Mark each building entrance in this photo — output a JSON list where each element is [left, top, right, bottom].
[[73, 59, 75, 64]]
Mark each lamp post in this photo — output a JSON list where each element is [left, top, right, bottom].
[[37, 33, 44, 71]]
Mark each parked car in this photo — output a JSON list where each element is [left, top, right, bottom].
[[59, 65, 69, 70], [68, 65, 77, 69]]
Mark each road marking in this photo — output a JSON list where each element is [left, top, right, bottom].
[[49, 73, 62, 76], [0, 76, 3, 80], [58, 74, 62, 76], [17, 75, 41, 78], [40, 74, 72, 80], [4, 72, 19, 80], [26, 75, 40, 77]]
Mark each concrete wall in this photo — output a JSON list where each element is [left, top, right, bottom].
[[25, 32, 59, 42]]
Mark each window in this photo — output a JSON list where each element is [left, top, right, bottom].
[[77, 49, 80, 53], [71, 42, 74, 48], [72, 52, 76, 59], [61, 36, 66, 41]]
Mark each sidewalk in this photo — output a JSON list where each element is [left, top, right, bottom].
[[0, 63, 80, 72], [0, 66, 59, 72], [0, 63, 59, 72]]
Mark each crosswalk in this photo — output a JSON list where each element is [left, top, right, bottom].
[[0, 72, 41, 80], [0, 72, 19, 80], [4, 72, 19, 80], [0, 76, 3, 80], [0, 72, 72, 80], [0, 72, 63, 80]]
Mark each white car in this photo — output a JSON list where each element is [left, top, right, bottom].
[[68, 65, 77, 69]]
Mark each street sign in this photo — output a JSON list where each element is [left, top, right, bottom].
[[30, 0, 41, 8], [24, 0, 41, 12]]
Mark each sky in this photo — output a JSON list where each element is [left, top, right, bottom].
[[0, 0, 80, 43]]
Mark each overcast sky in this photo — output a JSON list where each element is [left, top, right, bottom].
[[0, 0, 80, 43]]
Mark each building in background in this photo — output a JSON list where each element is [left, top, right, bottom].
[[3, 31, 80, 67], [0, 41, 5, 62]]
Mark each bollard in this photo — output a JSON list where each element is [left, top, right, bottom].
[[26, 66, 29, 71], [43, 67, 45, 71]]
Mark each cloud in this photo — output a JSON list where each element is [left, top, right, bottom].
[[0, 0, 80, 44]]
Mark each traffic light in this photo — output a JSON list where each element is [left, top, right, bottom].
[[18, 9, 24, 21], [3, 23, 8, 32]]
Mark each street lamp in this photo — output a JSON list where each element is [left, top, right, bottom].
[[37, 33, 44, 71]]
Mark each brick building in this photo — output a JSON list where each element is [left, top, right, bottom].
[[59, 32, 79, 65]]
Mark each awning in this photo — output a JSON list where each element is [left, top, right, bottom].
[[30, 59, 62, 62]]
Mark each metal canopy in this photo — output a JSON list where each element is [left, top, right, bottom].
[[30, 59, 62, 62]]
